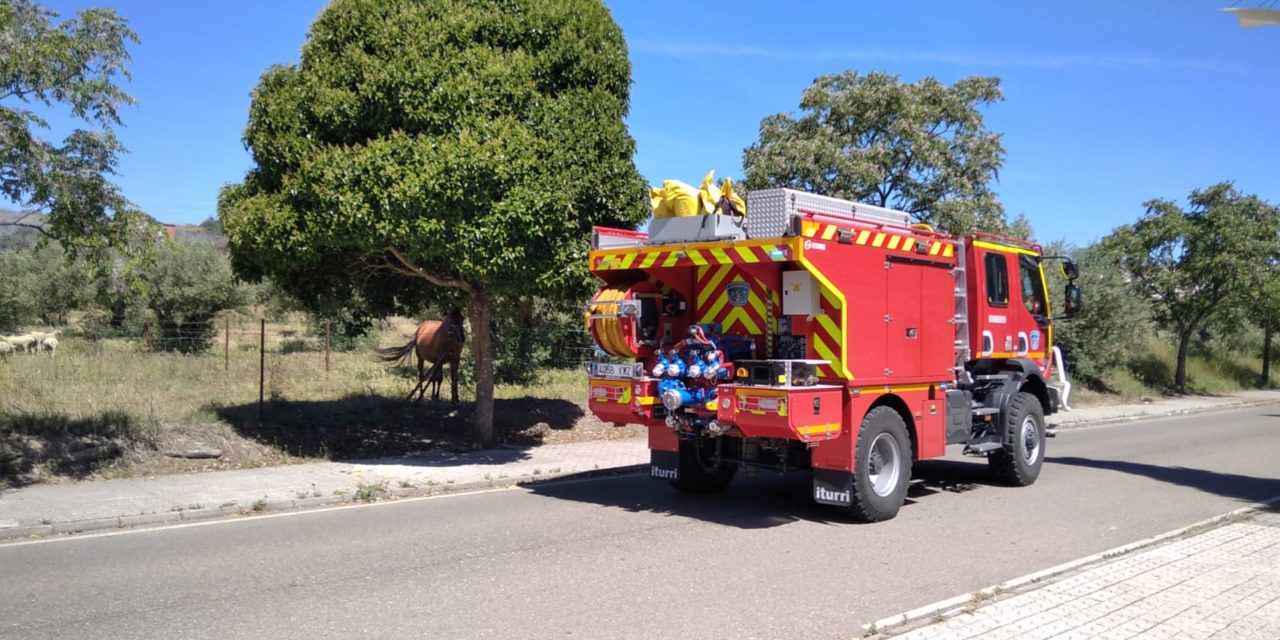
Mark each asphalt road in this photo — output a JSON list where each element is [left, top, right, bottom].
[[3, 406, 1280, 639]]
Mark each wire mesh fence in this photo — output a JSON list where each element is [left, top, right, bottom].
[[0, 314, 598, 437]]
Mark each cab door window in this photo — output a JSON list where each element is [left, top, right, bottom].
[[984, 253, 1009, 307], [1019, 255, 1049, 319]]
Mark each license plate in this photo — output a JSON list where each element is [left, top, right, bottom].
[[587, 361, 642, 379]]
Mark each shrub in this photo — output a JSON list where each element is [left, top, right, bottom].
[[144, 243, 246, 353]]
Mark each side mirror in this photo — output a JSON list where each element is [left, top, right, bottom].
[[1060, 259, 1079, 281], [1063, 283, 1083, 316]]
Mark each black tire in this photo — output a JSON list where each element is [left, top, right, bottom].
[[988, 391, 1046, 486], [848, 407, 913, 522], [671, 437, 737, 494]]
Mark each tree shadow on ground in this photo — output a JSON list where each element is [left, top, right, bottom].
[[1198, 353, 1271, 390], [1, 410, 146, 487], [528, 457, 1002, 530], [1128, 353, 1173, 391], [528, 471, 844, 529], [212, 394, 583, 461], [1049, 456, 1280, 504]]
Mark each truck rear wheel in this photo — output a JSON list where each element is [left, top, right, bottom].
[[988, 391, 1045, 486], [672, 437, 736, 494], [848, 407, 913, 522]]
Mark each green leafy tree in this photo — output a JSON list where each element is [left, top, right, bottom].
[[1253, 258, 1280, 387], [0, 0, 148, 256], [0, 249, 35, 331], [1104, 184, 1280, 393], [26, 243, 93, 325], [144, 243, 244, 353], [0, 243, 92, 329], [219, 0, 647, 447], [743, 71, 1009, 235], [1045, 242, 1152, 388]]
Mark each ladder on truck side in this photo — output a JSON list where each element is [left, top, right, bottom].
[[952, 239, 973, 385]]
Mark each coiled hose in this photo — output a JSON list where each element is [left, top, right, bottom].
[[587, 285, 639, 358]]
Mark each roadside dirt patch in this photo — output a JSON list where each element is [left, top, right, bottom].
[[2, 398, 642, 487]]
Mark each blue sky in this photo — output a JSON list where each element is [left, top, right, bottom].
[[17, 0, 1280, 246]]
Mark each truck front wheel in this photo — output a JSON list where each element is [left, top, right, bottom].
[[672, 437, 736, 494], [988, 391, 1045, 486], [848, 407, 913, 522]]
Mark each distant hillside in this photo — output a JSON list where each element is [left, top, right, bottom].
[[0, 209, 227, 249], [0, 209, 44, 249]]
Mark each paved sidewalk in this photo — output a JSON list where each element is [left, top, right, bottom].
[[1051, 390, 1280, 428], [870, 505, 1280, 640], [0, 438, 648, 538], [0, 390, 1276, 540]]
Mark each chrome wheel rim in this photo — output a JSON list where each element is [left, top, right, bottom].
[[868, 432, 901, 497], [1021, 415, 1042, 465]]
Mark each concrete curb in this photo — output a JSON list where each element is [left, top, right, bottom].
[[861, 494, 1280, 637], [0, 464, 648, 542]]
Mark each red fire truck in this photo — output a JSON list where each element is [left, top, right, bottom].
[[585, 189, 1080, 521]]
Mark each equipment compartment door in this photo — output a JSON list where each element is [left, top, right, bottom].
[[885, 263, 922, 377]]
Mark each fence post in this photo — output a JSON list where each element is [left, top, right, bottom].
[[259, 318, 265, 421], [224, 316, 230, 371], [325, 319, 331, 375]]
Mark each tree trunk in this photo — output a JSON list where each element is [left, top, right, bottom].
[[469, 289, 495, 449], [1261, 322, 1274, 388], [1175, 331, 1191, 394]]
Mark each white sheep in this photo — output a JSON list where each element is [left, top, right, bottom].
[[1, 333, 36, 353], [0, 340, 12, 357], [42, 335, 59, 358]]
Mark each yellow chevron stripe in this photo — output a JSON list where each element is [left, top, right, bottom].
[[746, 286, 767, 319], [709, 248, 733, 264], [723, 307, 761, 334], [701, 287, 730, 322], [929, 242, 942, 256], [821, 225, 838, 240], [802, 222, 818, 238], [901, 237, 915, 252], [812, 333, 840, 370], [697, 266, 733, 308], [638, 251, 660, 269], [618, 253, 638, 269], [872, 232, 886, 248], [887, 235, 901, 250], [688, 250, 708, 266], [943, 244, 954, 257], [815, 312, 841, 342], [819, 284, 841, 311], [856, 230, 871, 245], [734, 246, 760, 263], [661, 251, 680, 267]]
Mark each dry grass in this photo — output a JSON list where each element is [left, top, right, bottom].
[[0, 316, 633, 484]]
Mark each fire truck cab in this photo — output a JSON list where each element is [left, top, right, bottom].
[[585, 189, 1080, 521]]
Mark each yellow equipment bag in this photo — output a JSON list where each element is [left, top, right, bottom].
[[652, 179, 699, 217], [650, 171, 748, 217], [720, 176, 746, 216], [698, 170, 722, 215]]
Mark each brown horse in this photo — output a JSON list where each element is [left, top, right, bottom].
[[376, 310, 465, 403]]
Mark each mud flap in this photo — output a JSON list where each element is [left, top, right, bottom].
[[650, 450, 679, 481], [813, 468, 854, 506]]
